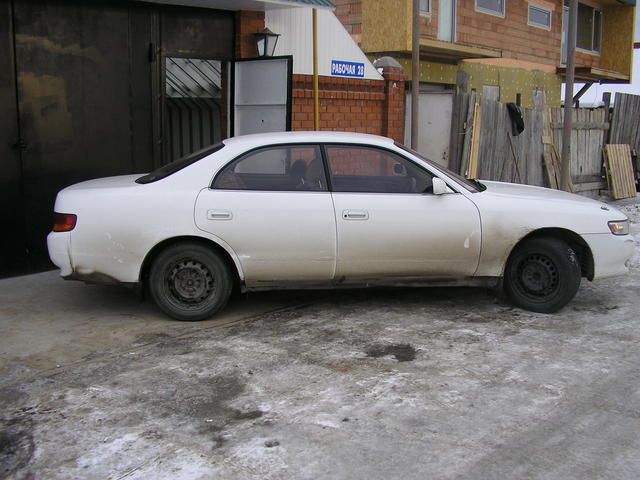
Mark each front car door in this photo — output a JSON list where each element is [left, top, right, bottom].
[[195, 144, 336, 287], [325, 144, 481, 281]]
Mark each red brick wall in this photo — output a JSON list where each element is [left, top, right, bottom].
[[291, 68, 406, 143], [292, 75, 385, 133], [454, 0, 562, 65], [235, 10, 265, 59], [334, 0, 363, 44]]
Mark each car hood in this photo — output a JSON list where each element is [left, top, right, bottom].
[[480, 180, 620, 209]]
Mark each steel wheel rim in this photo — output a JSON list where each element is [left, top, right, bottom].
[[516, 253, 559, 299], [166, 259, 215, 308]]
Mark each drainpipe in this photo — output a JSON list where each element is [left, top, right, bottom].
[[561, 0, 578, 192], [313, 8, 320, 131], [411, 0, 420, 149]]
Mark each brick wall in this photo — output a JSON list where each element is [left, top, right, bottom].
[[334, 0, 363, 45], [453, 0, 563, 65], [291, 67, 406, 142], [235, 10, 265, 59], [292, 75, 384, 133]]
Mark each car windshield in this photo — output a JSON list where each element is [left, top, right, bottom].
[[136, 143, 225, 184], [395, 143, 485, 192]]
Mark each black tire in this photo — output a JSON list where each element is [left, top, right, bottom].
[[149, 243, 233, 321], [504, 237, 581, 313]]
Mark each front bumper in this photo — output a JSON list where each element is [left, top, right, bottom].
[[47, 231, 73, 276], [582, 233, 635, 280]]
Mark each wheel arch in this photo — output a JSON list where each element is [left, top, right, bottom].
[[139, 235, 244, 288], [507, 228, 595, 281]]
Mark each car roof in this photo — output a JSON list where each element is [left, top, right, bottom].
[[222, 131, 395, 148]]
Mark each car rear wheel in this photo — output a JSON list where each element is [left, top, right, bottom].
[[504, 237, 581, 313], [149, 243, 233, 321]]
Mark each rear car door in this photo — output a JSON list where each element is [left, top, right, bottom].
[[325, 144, 482, 280], [195, 144, 336, 287]]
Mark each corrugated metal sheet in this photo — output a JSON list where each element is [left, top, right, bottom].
[[266, 8, 382, 79], [272, 0, 335, 7]]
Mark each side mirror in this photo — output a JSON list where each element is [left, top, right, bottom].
[[432, 177, 448, 195]]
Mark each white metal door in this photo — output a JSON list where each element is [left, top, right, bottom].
[[233, 57, 290, 136], [404, 91, 454, 167], [438, 0, 456, 42], [332, 193, 481, 280]]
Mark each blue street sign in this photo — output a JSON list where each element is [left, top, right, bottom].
[[331, 60, 365, 78]]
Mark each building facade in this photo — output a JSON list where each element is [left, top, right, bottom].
[[335, 0, 636, 107]]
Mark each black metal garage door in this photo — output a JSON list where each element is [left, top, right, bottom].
[[0, 0, 233, 277]]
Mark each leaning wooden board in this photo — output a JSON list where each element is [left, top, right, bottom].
[[604, 144, 636, 199]]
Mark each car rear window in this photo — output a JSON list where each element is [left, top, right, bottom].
[[136, 143, 225, 184]]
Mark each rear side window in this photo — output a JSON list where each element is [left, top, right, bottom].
[[136, 143, 225, 184], [213, 145, 327, 191], [325, 145, 434, 194]]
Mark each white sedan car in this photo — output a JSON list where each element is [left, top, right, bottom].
[[48, 132, 634, 321]]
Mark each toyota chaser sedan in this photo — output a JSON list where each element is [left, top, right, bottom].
[[48, 132, 634, 321]]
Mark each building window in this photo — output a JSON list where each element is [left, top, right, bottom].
[[528, 4, 552, 30], [420, 0, 431, 14], [576, 3, 602, 53], [475, 0, 505, 17]]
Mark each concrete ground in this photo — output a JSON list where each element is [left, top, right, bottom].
[[1, 200, 639, 480]]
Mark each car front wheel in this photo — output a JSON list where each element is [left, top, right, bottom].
[[504, 237, 581, 313], [149, 243, 233, 321]]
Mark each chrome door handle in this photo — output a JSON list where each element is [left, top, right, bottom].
[[207, 210, 232, 220], [342, 209, 369, 220]]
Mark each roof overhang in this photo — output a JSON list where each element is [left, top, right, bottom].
[[132, 0, 334, 11], [556, 66, 631, 84], [419, 39, 501, 63]]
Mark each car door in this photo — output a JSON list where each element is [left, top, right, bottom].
[[325, 144, 481, 280], [195, 144, 336, 287]]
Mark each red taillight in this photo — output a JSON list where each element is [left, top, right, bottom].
[[52, 212, 77, 232]]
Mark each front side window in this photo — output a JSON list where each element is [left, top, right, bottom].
[[476, 0, 505, 17], [325, 146, 434, 194], [213, 145, 327, 191]]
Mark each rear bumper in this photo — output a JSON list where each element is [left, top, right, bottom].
[[47, 231, 73, 276], [582, 233, 635, 279]]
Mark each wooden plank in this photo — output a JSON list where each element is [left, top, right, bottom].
[[604, 144, 636, 199], [467, 99, 481, 179], [550, 122, 610, 130], [460, 91, 476, 176], [543, 152, 559, 188], [572, 181, 607, 193]]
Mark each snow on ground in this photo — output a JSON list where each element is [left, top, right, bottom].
[[1, 195, 639, 480]]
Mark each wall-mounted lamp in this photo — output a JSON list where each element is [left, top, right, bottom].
[[253, 28, 280, 57]]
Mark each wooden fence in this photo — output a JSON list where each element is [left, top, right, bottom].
[[610, 93, 640, 152], [452, 95, 609, 196], [549, 108, 608, 193]]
